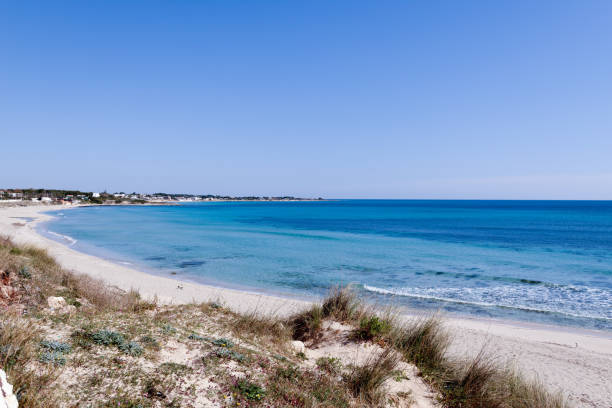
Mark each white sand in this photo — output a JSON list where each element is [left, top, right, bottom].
[[1, 204, 611, 407]]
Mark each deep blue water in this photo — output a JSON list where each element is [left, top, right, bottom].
[[40, 200, 612, 330]]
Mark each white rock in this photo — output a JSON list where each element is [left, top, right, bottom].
[[59, 305, 77, 314], [290, 340, 305, 354], [0, 369, 18, 408], [47, 296, 67, 309]]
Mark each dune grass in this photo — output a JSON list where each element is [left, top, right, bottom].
[[346, 348, 401, 405], [285, 286, 569, 408], [390, 314, 449, 371]]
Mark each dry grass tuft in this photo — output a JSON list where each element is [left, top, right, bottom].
[[1, 238, 156, 313], [321, 285, 361, 322], [504, 372, 569, 408], [287, 304, 324, 341], [230, 309, 292, 345], [391, 314, 449, 371], [0, 313, 59, 408], [346, 347, 401, 405], [442, 348, 502, 407], [428, 344, 569, 408], [287, 286, 364, 341]]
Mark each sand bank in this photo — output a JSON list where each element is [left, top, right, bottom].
[[1, 204, 610, 407]]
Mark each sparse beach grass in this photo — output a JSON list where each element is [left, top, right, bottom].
[[0, 238, 570, 407]]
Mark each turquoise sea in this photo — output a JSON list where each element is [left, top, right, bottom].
[[40, 200, 612, 331]]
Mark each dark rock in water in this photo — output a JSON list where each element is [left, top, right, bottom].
[[172, 246, 192, 252], [144, 256, 166, 261], [178, 260, 205, 268]]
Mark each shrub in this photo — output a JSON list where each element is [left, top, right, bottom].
[[91, 330, 125, 346], [118, 341, 143, 356], [40, 340, 71, 354], [275, 365, 301, 382], [212, 338, 234, 348], [18, 266, 31, 279], [234, 379, 266, 401], [38, 351, 66, 366], [355, 315, 392, 340], [74, 329, 144, 357], [187, 333, 210, 342], [214, 348, 245, 362]]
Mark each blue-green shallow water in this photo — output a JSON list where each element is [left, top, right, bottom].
[[39, 200, 612, 331]]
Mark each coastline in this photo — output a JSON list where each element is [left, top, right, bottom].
[[1, 203, 312, 315], [1, 204, 611, 406]]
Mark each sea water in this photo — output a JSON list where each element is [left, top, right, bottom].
[[40, 200, 612, 331]]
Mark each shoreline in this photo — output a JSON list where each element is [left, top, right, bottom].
[[1, 204, 611, 406], [2, 204, 313, 315]]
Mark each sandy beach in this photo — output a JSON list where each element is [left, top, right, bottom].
[[1, 204, 611, 407]]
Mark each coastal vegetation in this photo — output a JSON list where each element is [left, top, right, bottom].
[[0, 237, 569, 407]]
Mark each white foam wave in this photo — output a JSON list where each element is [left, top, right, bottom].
[[363, 284, 612, 321], [47, 231, 78, 246]]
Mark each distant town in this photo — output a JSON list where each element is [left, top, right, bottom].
[[0, 189, 323, 205]]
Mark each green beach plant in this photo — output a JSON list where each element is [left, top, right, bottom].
[[212, 337, 234, 348], [355, 315, 392, 341], [234, 379, 266, 401], [118, 341, 143, 356]]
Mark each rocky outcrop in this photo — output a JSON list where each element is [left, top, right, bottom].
[[46, 296, 76, 314], [47, 296, 66, 309]]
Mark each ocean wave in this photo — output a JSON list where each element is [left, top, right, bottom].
[[362, 284, 612, 321], [46, 230, 77, 246]]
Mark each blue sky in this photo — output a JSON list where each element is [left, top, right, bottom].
[[1, 1, 611, 199]]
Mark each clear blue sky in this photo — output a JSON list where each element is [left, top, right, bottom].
[[1, 1, 611, 199]]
